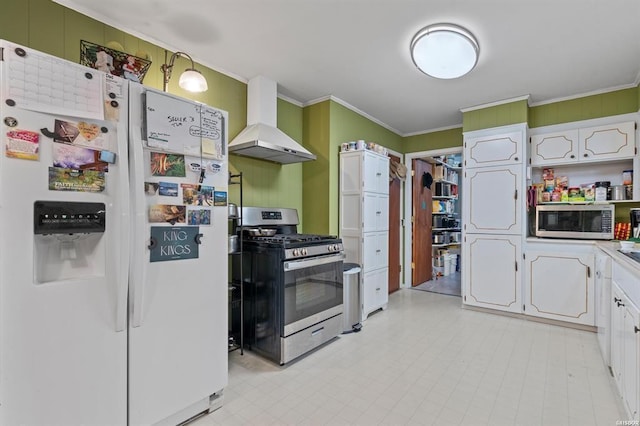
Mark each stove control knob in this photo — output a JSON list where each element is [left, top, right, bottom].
[[293, 249, 299, 256], [302, 248, 308, 256], [334, 244, 340, 251], [327, 245, 333, 252]]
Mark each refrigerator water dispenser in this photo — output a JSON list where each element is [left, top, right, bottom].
[[33, 201, 106, 283]]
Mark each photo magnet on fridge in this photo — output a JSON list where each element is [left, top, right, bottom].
[[53, 119, 108, 150], [48, 167, 105, 193], [148, 204, 186, 224], [150, 152, 186, 177], [52, 143, 109, 172], [158, 182, 178, 197], [187, 207, 211, 226], [144, 182, 159, 195], [213, 191, 227, 206]]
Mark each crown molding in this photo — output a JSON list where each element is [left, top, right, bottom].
[[529, 83, 639, 107], [460, 94, 531, 113]]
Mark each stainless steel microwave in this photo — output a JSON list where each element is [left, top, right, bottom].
[[535, 204, 614, 240]]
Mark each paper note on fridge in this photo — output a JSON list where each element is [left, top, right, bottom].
[[145, 90, 226, 160], [3, 41, 104, 120]]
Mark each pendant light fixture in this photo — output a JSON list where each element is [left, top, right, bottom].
[[410, 23, 479, 79]]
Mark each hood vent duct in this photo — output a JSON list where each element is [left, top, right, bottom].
[[228, 76, 316, 164]]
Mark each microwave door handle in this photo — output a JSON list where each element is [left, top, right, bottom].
[[284, 253, 345, 271]]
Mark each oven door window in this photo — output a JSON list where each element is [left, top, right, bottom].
[[283, 259, 343, 326]]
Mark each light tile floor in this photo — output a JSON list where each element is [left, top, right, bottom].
[[195, 289, 626, 426]]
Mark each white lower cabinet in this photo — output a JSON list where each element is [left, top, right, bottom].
[[463, 234, 522, 313], [611, 262, 640, 421], [362, 267, 388, 321], [524, 249, 595, 325]]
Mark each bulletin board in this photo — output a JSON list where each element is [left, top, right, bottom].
[[145, 90, 226, 160]]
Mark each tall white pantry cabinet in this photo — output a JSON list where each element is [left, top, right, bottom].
[[340, 150, 390, 321], [462, 124, 528, 313]]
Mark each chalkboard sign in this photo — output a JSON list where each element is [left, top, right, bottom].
[[149, 226, 201, 262], [145, 90, 226, 160]]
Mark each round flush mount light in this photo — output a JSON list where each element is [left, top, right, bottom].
[[410, 23, 479, 79]]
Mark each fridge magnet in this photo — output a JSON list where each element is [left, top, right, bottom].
[[150, 152, 186, 177], [53, 119, 108, 150], [52, 143, 109, 172], [181, 183, 200, 205], [80, 40, 152, 83], [48, 167, 105, 192], [5, 129, 39, 160], [158, 182, 179, 197], [149, 226, 200, 262], [199, 186, 214, 206], [148, 204, 186, 224], [144, 182, 159, 195], [187, 207, 211, 226], [213, 191, 227, 206]]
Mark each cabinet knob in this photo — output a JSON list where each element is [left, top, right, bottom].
[[614, 297, 622, 303], [570, 154, 575, 159], [617, 301, 625, 307], [376, 287, 381, 291], [635, 326, 640, 334], [514, 157, 519, 162], [583, 153, 588, 157], [376, 249, 381, 253]]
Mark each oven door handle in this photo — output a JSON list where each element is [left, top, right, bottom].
[[284, 253, 345, 271]]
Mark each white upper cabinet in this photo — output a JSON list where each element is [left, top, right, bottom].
[[579, 121, 636, 162], [530, 130, 579, 166], [363, 153, 390, 194], [463, 164, 522, 235], [464, 130, 523, 168], [530, 121, 636, 166]]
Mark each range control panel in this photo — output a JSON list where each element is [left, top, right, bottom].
[[34, 201, 106, 234]]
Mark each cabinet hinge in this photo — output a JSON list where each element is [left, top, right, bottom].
[[635, 326, 640, 334], [0, 47, 4, 61], [515, 261, 518, 272], [636, 147, 638, 155], [411, 262, 415, 269], [587, 266, 591, 278], [514, 189, 518, 200], [399, 264, 402, 273], [523, 253, 526, 260], [523, 304, 526, 311], [411, 170, 415, 176], [528, 158, 531, 165], [464, 295, 466, 302], [635, 122, 638, 130], [528, 137, 531, 143], [411, 216, 414, 224]]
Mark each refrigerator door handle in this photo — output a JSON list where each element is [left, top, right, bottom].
[[115, 117, 131, 333]]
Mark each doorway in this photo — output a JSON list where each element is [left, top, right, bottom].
[[403, 148, 463, 297]]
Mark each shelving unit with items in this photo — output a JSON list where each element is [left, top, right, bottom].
[[429, 156, 462, 277], [228, 172, 244, 354]]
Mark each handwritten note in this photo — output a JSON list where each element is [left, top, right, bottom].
[[145, 90, 227, 160]]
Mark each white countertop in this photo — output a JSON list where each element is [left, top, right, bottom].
[[595, 241, 640, 276]]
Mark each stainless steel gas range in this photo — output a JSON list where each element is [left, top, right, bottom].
[[234, 207, 344, 365]]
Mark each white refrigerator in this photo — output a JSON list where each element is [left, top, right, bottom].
[[0, 40, 228, 425]]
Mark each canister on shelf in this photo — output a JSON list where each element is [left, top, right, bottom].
[[623, 169, 633, 185], [595, 181, 610, 202]]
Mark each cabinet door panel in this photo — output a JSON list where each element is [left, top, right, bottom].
[[362, 194, 378, 233], [530, 130, 579, 166], [464, 165, 521, 234], [463, 234, 521, 313], [363, 153, 389, 194], [464, 131, 522, 168], [376, 194, 389, 231], [525, 252, 594, 325], [622, 300, 639, 420], [579, 121, 636, 162]]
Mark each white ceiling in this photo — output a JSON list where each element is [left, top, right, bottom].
[[54, 0, 640, 136]]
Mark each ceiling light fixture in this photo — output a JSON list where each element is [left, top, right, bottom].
[[161, 51, 208, 93], [410, 23, 479, 79]]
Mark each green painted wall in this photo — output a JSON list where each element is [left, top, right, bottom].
[[403, 127, 463, 152], [529, 87, 638, 128], [462, 99, 529, 132], [302, 100, 403, 236]]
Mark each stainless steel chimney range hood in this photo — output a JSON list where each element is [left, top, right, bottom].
[[228, 76, 316, 164]]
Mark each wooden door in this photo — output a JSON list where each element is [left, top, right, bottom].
[[411, 159, 433, 286], [388, 154, 401, 294]]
